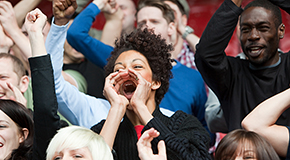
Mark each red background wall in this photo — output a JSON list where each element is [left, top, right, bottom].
[[10, 0, 290, 56]]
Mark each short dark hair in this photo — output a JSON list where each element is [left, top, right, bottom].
[[137, 0, 175, 24], [0, 99, 34, 160], [243, 0, 282, 28], [0, 53, 26, 78], [215, 129, 280, 160], [105, 28, 173, 105]]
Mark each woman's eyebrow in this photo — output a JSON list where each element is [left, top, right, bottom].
[[114, 62, 123, 66], [0, 120, 9, 124], [132, 58, 146, 63]]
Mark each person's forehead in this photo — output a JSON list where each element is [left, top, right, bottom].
[[241, 7, 274, 24], [137, 6, 165, 21], [0, 58, 14, 70], [0, 110, 14, 124], [116, 50, 147, 61], [0, 58, 21, 80]]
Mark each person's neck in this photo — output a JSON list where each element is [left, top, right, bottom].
[[249, 54, 281, 70], [171, 35, 183, 59], [126, 110, 142, 126]]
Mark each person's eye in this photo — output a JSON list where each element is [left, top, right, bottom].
[[243, 155, 255, 159], [152, 20, 159, 24], [73, 154, 83, 158], [259, 26, 270, 31], [134, 65, 143, 69], [0, 125, 7, 128], [53, 156, 62, 160], [0, 76, 8, 79], [241, 27, 250, 33], [114, 67, 122, 72]]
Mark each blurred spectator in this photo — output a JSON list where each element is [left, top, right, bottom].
[[215, 129, 280, 160]]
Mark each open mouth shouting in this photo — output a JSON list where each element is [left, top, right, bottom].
[[121, 80, 137, 100], [247, 46, 264, 58]]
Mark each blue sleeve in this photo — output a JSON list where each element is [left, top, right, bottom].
[[45, 20, 110, 129], [67, 3, 113, 68]]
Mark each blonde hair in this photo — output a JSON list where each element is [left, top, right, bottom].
[[46, 126, 113, 160]]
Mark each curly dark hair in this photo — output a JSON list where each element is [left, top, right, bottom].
[[104, 28, 173, 105]]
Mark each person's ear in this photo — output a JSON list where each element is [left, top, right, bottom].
[[181, 14, 187, 26], [167, 22, 177, 45], [19, 128, 29, 143], [278, 23, 285, 39], [151, 81, 161, 90], [19, 75, 29, 93], [167, 22, 176, 37]]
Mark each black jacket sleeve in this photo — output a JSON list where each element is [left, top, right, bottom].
[[269, 0, 290, 14], [143, 111, 211, 160], [30, 55, 60, 160], [194, 0, 243, 99]]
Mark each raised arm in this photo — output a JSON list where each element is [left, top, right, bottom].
[[45, 0, 110, 128], [177, 23, 200, 53], [101, 7, 123, 47], [67, 0, 117, 68], [14, 0, 43, 27], [232, 0, 243, 7], [194, 0, 243, 98], [268, 0, 290, 14], [25, 8, 60, 160], [0, 24, 13, 53], [99, 70, 130, 149], [242, 88, 290, 157]]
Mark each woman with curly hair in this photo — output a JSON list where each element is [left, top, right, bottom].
[[45, 0, 211, 159], [90, 28, 211, 160]]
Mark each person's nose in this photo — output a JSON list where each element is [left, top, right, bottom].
[[248, 28, 260, 41], [146, 21, 153, 29]]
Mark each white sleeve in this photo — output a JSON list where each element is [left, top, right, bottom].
[[45, 20, 110, 128]]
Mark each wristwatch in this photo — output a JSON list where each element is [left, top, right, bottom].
[[182, 26, 194, 39]]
